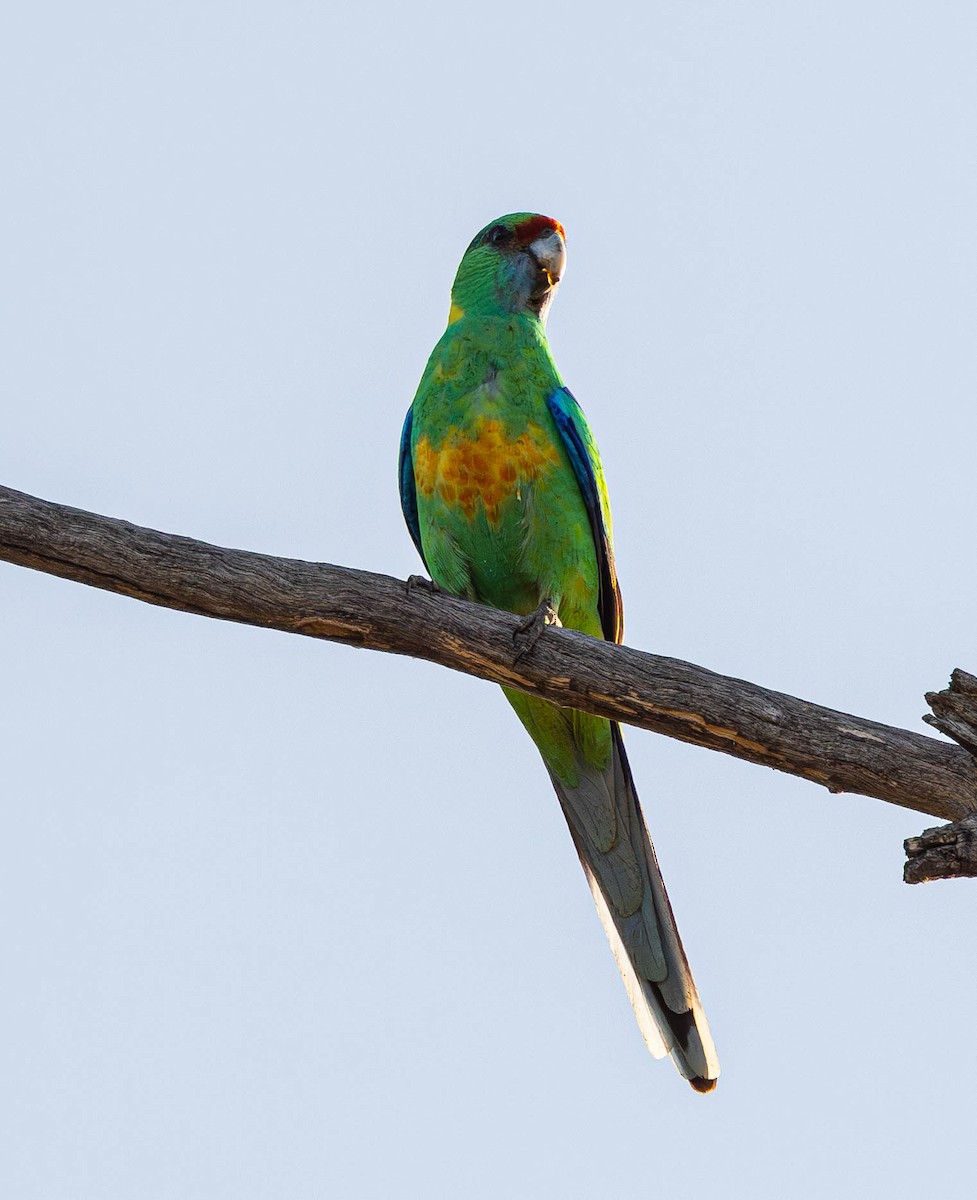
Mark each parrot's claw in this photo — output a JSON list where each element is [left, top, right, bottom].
[[406, 574, 441, 596], [512, 600, 562, 664]]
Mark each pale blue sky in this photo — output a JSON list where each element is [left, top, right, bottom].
[[2, 3, 976, 1197]]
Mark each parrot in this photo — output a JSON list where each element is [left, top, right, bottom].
[[398, 213, 719, 1091]]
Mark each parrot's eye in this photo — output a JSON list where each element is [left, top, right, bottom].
[[486, 225, 513, 247]]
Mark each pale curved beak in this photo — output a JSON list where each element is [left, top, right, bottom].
[[529, 229, 567, 287]]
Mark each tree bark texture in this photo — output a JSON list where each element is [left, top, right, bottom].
[[2, 483, 975, 847], [904, 813, 977, 884]]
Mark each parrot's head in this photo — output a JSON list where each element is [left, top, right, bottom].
[[448, 213, 566, 326]]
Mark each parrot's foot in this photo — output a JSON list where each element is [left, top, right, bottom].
[[512, 599, 562, 663], [406, 574, 441, 596]]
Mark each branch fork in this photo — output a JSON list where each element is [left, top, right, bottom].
[[905, 672, 977, 883]]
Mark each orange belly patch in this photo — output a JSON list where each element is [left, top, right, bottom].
[[414, 418, 561, 525]]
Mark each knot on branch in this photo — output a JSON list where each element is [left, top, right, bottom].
[[924, 669, 977, 756], [904, 812, 977, 884]]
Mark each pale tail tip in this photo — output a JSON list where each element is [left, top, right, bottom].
[[689, 1076, 718, 1094]]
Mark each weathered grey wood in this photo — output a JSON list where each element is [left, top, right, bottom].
[[2, 483, 976, 833], [904, 673, 977, 879], [904, 813, 977, 884], [925, 669, 977, 757]]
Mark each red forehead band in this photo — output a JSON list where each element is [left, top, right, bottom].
[[513, 215, 565, 246]]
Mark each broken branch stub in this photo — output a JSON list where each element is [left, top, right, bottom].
[[905, 671, 977, 883]]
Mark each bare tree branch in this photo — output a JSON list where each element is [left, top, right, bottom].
[[2, 483, 975, 853], [904, 813, 977, 884], [925, 669, 977, 756]]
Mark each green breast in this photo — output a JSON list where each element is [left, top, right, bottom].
[[409, 314, 602, 635]]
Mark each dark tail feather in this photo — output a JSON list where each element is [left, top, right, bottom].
[[551, 724, 719, 1091]]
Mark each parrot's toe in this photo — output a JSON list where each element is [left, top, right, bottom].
[[406, 574, 441, 597], [512, 598, 561, 663]]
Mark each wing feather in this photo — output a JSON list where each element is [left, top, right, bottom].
[[545, 388, 623, 643], [398, 407, 429, 570]]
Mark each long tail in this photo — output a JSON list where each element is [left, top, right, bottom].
[[549, 724, 719, 1091]]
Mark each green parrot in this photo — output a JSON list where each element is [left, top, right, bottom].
[[399, 213, 718, 1091]]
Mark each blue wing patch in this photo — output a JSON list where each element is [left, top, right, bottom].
[[546, 387, 623, 644], [398, 407, 429, 570]]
